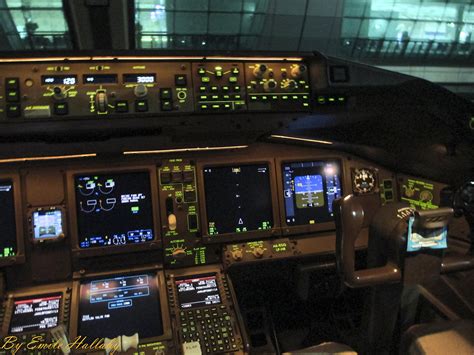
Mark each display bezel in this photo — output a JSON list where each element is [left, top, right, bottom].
[[69, 266, 172, 347], [276, 157, 345, 236], [28, 205, 67, 244], [0, 173, 25, 267], [197, 158, 281, 244], [0, 283, 70, 337], [66, 166, 161, 259]]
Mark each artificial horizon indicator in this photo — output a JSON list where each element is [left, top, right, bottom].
[[31, 207, 65, 242], [282, 160, 343, 225]]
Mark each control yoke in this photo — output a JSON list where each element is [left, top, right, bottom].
[[334, 194, 473, 288], [334, 195, 401, 288]]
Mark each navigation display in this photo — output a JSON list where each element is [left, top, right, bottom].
[[9, 294, 62, 334], [176, 274, 221, 309], [282, 160, 342, 225], [32, 208, 64, 241], [78, 273, 163, 339], [0, 180, 17, 258], [74, 172, 154, 248], [203, 164, 273, 235]]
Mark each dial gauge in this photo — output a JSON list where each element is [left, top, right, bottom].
[[353, 168, 377, 194]]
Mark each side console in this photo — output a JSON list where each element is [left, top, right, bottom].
[[166, 266, 247, 354]]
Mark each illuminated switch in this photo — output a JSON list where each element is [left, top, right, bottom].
[[199, 86, 207, 92], [231, 67, 240, 75], [24, 105, 51, 118], [222, 86, 229, 92], [54, 102, 68, 115], [210, 86, 218, 92], [384, 180, 393, 189], [135, 100, 148, 112], [6, 104, 21, 118], [201, 76, 210, 83], [229, 76, 238, 83], [115, 100, 129, 113], [184, 190, 196, 202], [183, 171, 194, 182], [161, 100, 173, 111], [385, 190, 394, 201], [5, 78, 19, 90], [172, 171, 183, 182], [198, 67, 206, 75], [160, 88, 172, 100], [175, 74, 187, 86], [160, 172, 171, 184], [6, 90, 19, 102], [233, 85, 240, 91], [188, 214, 198, 230]]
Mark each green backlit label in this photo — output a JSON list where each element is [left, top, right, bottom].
[[272, 242, 288, 253], [401, 178, 438, 210]]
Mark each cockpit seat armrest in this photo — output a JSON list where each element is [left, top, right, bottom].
[[282, 342, 357, 354], [401, 320, 474, 355]]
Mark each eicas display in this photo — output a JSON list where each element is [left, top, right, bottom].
[[74, 172, 154, 248]]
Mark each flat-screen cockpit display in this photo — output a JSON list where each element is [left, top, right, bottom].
[[176, 274, 221, 309], [282, 160, 342, 225], [0, 180, 17, 258], [74, 172, 154, 248], [9, 294, 62, 334], [78, 273, 163, 339], [203, 164, 273, 235]]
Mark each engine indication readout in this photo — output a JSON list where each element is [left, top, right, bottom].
[[74, 172, 154, 248]]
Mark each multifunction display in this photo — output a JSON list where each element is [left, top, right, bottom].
[[282, 160, 343, 225], [9, 294, 62, 334], [32, 208, 64, 241], [0, 180, 17, 258], [74, 172, 154, 248], [78, 273, 163, 339], [176, 274, 221, 309], [203, 164, 273, 235]]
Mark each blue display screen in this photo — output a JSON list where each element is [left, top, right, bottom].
[[282, 161, 342, 226], [74, 172, 154, 248]]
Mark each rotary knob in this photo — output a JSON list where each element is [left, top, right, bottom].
[[231, 249, 243, 261], [291, 64, 307, 79], [95, 90, 108, 113], [286, 80, 297, 91], [252, 247, 264, 259], [134, 84, 148, 98], [53, 86, 65, 100], [263, 79, 277, 92], [253, 64, 267, 78]]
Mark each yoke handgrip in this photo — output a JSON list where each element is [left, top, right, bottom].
[[334, 195, 401, 288]]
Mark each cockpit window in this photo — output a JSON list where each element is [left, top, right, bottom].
[[0, 0, 72, 51], [134, 0, 474, 55]]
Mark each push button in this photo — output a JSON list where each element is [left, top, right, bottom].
[[160, 172, 171, 185], [5, 78, 19, 90], [160, 88, 172, 100], [175, 74, 187, 86], [54, 102, 68, 115], [6, 104, 21, 118], [115, 100, 129, 113], [6, 90, 19, 102], [184, 190, 196, 202], [172, 171, 183, 182], [161, 100, 173, 111], [183, 171, 194, 182], [135, 100, 148, 112]]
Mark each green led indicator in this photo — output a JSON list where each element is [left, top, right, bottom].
[[131, 206, 139, 212]]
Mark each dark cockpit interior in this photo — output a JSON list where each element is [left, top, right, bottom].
[[0, 1, 473, 354]]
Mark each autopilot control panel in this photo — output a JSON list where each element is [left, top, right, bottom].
[[0, 57, 311, 120]]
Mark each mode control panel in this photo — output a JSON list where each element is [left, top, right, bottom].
[[158, 159, 220, 268], [245, 62, 311, 111], [0, 57, 313, 121], [0, 61, 194, 120], [193, 62, 246, 112]]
